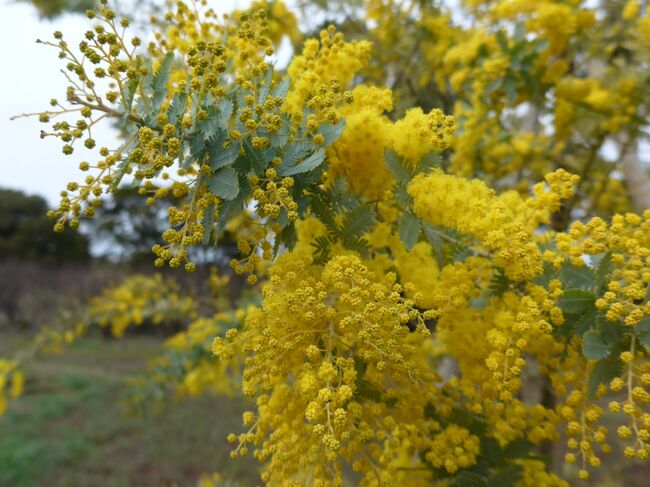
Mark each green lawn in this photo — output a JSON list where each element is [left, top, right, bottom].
[[0, 333, 260, 487]]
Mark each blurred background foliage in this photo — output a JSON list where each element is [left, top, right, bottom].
[[18, 0, 96, 18], [0, 189, 89, 264]]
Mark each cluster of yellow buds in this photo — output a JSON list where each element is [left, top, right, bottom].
[[213, 253, 439, 485], [130, 125, 179, 181], [230, 237, 265, 284], [561, 385, 608, 479], [0, 359, 24, 416], [607, 339, 650, 461], [87, 274, 196, 337], [425, 425, 480, 473], [152, 187, 218, 271], [33, 322, 87, 354], [559, 212, 650, 322], [252, 169, 298, 221], [286, 26, 366, 119], [408, 170, 543, 280], [228, 171, 299, 281]]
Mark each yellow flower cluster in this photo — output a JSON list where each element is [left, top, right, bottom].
[[392, 241, 441, 309], [607, 339, 650, 461], [555, 76, 638, 136], [285, 27, 371, 118], [545, 343, 609, 480], [326, 85, 395, 200], [390, 108, 456, 165], [436, 283, 563, 447], [523, 169, 580, 229], [326, 85, 456, 200], [408, 170, 543, 280], [247, 1, 302, 47], [484, 293, 553, 397], [641, 14, 650, 44], [87, 274, 195, 337], [558, 213, 650, 324], [425, 425, 480, 473], [35, 2, 316, 273], [553, 212, 650, 467], [213, 252, 439, 485], [515, 460, 568, 487], [0, 359, 24, 416], [489, 0, 595, 55], [32, 322, 87, 353]]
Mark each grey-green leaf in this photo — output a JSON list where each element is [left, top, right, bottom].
[[486, 465, 522, 487], [282, 141, 312, 166], [341, 205, 375, 242], [637, 317, 650, 349], [272, 76, 290, 99], [201, 204, 216, 245], [418, 151, 443, 173], [422, 223, 444, 250], [207, 136, 239, 171], [168, 92, 188, 125], [264, 120, 290, 147], [393, 183, 413, 211], [209, 166, 239, 200], [258, 65, 274, 104], [319, 119, 346, 146], [560, 262, 594, 290], [218, 98, 234, 126], [582, 331, 610, 360], [189, 135, 206, 163], [558, 289, 595, 314], [121, 77, 139, 121], [384, 148, 412, 182], [281, 148, 326, 176], [588, 353, 623, 398], [593, 252, 612, 291], [243, 140, 274, 174], [152, 51, 174, 110], [573, 306, 597, 335], [454, 471, 487, 487], [398, 213, 421, 250]]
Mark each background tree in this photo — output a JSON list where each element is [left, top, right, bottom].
[[0, 188, 89, 264], [19, 0, 96, 18]]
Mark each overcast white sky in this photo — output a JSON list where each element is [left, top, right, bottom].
[[0, 0, 253, 206]]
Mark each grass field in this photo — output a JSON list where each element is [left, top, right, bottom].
[[0, 332, 260, 487]]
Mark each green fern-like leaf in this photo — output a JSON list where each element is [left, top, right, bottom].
[[280, 148, 326, 176], [398, 213, 421, 250], [167, 91, 188, 125], [384, 148, 413, 182], [488, 268, 511, 297], [308, 189, 336, 229], [151, 52, 174, 110], [312, 235, 333, 264], [257, 65, 274, 104], [341, 205, 375, 244], [417, 151, 443, 173], [345, 236, 371, 257]]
